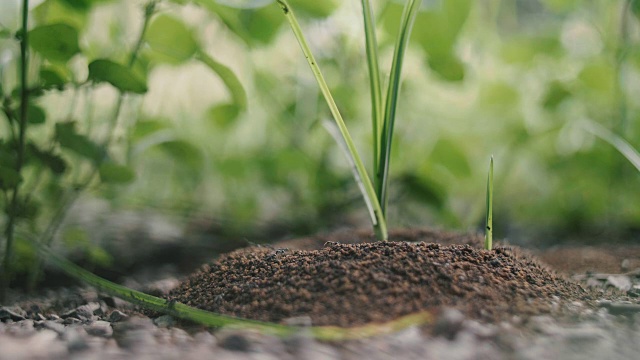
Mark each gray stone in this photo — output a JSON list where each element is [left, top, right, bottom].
[[64, 326, 90, 352], [113, 316, 158, 350], [218, 332, 252, 352], [599, 301, 640, 315], [108, 310, 128, 323], [6, 320, 36, 337], [0, 307, 26, 322], [40, 319, 66, 335], [193, 331, 216, 346], [606, 275, 632, 291], [0, 329, 68, 359], [84, 320, 113, 337], [153, 315, 175, 328], [433, 308, 466, 340], [63, 317, 83, 325], [170, 327, 192, 347]]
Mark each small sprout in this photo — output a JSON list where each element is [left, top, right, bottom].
[[484, 156, 494, 251]]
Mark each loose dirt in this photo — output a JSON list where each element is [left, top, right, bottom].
[[168, 230, 608, 327]]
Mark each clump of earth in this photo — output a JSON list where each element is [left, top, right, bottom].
[[167, 229, 609, 327]]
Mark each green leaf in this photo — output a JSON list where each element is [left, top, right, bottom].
[[583, 120, 640, 173], [27, 143, 67, 175], [398, 173, 446, 209], [55, 122, 103, 162], [197, 51, 248, 110], [22, 103, 46, 125], [158, 140, 203, 171], [146, 15, 198, 64], [479, 81, 519, 107], [132, 119, 169, 140], [578, 60, 615, 93], [429, 138, 472, 178], [214, 0, 272, 8], [194, 1, 284, 45], [33, 0, 88, 31], [29, 23, 81, 63], [87, 246, 113, 267], [0, 167, 21, 190], [384, 0, 471, 76], [40, 66, 70, 89], [633, 1, 640, 20], [289, 0, 340, 18], [59, 0, 113, 10], [99, 162, 135, 183], [88, 59, 148, 94], [207, 103, 241, 128], [427, 54, 464, 81], [500, 36, 562, 64], [542, 81, 571, 110], [377, 0, 424, 215], [0, 145, 16, 168], [63, 227, 90, 247]]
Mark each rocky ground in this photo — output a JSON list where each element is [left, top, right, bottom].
[[1, 228, 640, 359]]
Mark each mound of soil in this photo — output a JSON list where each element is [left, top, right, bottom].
[[168, 240, 604, 327]]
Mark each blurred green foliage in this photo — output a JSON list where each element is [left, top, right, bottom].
[[2, 0, 640, 288]]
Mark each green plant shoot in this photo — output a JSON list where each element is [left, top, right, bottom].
[[484, 156, 494, 250], [277, 0, 422, 240], [276, 0, 388, 240]]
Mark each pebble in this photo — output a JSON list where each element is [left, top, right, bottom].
[[64, 326, 90, 352], [84, 320, 113, 337], [432, 308, 466, 340], [0, 307, 26, 322], [112, 316, 158, 350], [108, 310, 128, 323], [153, 315, 175, 328], [606, 275, 632, 291], [39, 320, 66, 335], [218, 332, 253, 352]]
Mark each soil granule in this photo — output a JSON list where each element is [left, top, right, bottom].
[[168, 240, 603, 328]]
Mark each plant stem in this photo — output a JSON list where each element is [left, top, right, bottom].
[[1, 0, 29, 302], [360, 0, 383, 182], [376, 0, 422, 215], [276, 0, 388, 241], [484, 156, 494, 250]]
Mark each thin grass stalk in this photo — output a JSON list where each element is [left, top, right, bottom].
[[1, 0, 30, 302], [584, 120, 640, 172], [484, 156, 494, 250], [376, 0, 422, 215], [26, 232, 432, 340], [24, 234, 295, 336], [360, 0, 383, 179], [276, 0, 388, 240]]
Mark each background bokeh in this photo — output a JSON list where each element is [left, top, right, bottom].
[[1, 0, 640, 280]]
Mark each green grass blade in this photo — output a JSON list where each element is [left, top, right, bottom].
[[276, 0, 387, 241], [484, 156, 494, 250], [360, 0, 383, 179], [583, 120, 640, 172], [376, 0, 423, 215], [25, 234, 295, 336], [323, 120, 377, 222]]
